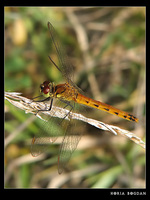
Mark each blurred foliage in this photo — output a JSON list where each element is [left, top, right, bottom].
[[5, 7, 145, 188]]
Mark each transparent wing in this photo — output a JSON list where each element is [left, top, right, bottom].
[[47, 21, 74, 83], [58, 130, 82, 174], [57, 103, 82, 174], [47, 21, 85, 95], [30, 98, 71, 157], [30, 98, 83, 174]]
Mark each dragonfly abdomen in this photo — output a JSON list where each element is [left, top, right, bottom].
[[76, 93, 138, 122]]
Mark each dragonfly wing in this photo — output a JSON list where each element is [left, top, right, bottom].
[[31, 136, 56, 157], [30, 115, 63, 157], [47, 22, 74, 83], [57, 113, 82, 174], [30, 99, 68, 157]]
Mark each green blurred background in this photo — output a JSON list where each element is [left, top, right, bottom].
[[4, 7, 145, 188]]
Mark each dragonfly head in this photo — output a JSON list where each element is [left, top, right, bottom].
[[40, 81, 51, 97]]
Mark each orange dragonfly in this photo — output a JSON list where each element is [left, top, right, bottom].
[[31, 22, 138, 174]]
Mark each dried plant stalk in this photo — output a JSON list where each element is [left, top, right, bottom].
[[5, 92, 145, 149]]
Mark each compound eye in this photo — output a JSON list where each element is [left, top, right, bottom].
[[43, 86, 50, 94]]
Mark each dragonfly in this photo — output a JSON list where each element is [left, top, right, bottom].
[[31, 22, 138, 174]]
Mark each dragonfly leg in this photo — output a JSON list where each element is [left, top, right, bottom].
[[35, 98, 53, 116], [58, 99, 74, 123]]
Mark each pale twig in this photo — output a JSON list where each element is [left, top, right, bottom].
[[5, 92, 145, 149]]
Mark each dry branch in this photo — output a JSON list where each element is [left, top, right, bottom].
[[5, 92, 145, 149]]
